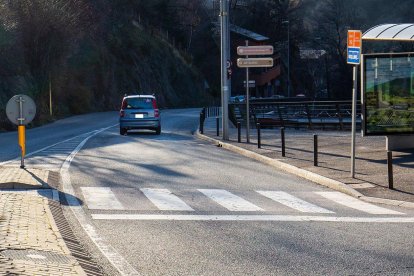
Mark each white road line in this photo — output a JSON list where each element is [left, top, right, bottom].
[[0, 128, 107, 166], [140, 188, 194, 211], [81, 187, 124, 210], [315, 191, 404, 215], [257, 191, 334, 213], [198, 189, 263, 211], [52, 189, 60, 202], [91, 214, 414, 223], [61, 124, 139, 276]]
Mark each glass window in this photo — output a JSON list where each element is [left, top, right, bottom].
[[125, 98, 153, 109], [364, 53, 414, 135]]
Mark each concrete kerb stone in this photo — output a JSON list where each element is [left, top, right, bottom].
[[196, 130, 414, 209]]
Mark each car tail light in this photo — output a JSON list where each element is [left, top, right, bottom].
[[152, 99, 159, 118], [121, 99, 127, 109], [120, 110, 125, 117]]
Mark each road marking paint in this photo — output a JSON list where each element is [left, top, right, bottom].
[[91, 214, 414, 223], [140, 188, 194, 211], [198, 189, 263, 211], [61, 124, 140, 276], [81, 187, 124, 210], [257, 191, 334, 213], [0, 126, 117, 166], [52, 189, 60, 202], [315, 191, 404, 215]]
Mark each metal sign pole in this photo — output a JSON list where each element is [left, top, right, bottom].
[[17, 96, 25, 169], [220, 0, 229, 140], [351, 65, 358, 178], [6, 94, 36, 170], [245, 40, 250, 143]]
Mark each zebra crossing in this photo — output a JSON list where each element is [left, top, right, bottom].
[[80, 187, 406, 218]]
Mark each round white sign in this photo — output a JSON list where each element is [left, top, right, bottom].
[[6, 95, 37, 125]]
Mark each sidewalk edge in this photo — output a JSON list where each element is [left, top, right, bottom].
[[196, 131, 414, 209]]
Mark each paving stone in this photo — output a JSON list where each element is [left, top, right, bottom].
[[202, 119, 414, 203], [0, 181, 86, 275]]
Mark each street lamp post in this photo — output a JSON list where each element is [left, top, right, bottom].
[[282, 20, 290, 98]]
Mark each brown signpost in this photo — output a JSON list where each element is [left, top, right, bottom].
[[237, 43, 274, 143], [237, 58, 273, 68], [237, 45, 274, 56]]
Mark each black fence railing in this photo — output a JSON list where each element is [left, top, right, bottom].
[[230, 100, 361, 130]]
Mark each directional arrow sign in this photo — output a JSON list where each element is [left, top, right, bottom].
[[237, 58, 273, 68], [237, 46, 274, 56]]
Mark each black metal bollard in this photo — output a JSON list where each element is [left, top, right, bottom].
[[216, 117, 219, 136], [257, 123, 261, 148], [387, 151, 393, 189], [199, 112, 204, 134], [314, 134, 318, 166], [237, 122, 241, 143], [281, 127, 285, 157]]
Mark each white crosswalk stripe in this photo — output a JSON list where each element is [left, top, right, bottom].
[[141, 188, 194, 211], [257, 191, 334, 213], [198, 189, 263, 211], [81, 187, 124, 210], [91, 214, 414, 223], [315, 191, 404, 215]]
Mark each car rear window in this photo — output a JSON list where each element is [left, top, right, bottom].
[[124, 98, 153, 109]]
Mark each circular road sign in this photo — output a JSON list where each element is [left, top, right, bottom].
[[6, 94, 36, 125]]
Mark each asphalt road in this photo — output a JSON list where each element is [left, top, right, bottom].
[[0, 112, 118, 162], [62, 109, 414, 276]]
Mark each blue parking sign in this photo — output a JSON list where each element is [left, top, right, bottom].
[[347, 47, 361, 64]]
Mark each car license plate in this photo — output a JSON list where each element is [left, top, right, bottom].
[[135, 114, 144, 118]]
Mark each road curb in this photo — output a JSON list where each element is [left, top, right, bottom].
[[196, 131, 414, 209]]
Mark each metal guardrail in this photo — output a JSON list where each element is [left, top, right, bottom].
[[204, 106, 221, 118]]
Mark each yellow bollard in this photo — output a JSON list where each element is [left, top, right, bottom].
[[18, 125, 25, 158]]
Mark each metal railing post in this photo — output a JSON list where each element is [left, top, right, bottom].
[[199, 112, 204, 134], [387, 151, 393, 189], [216, 117, 220, 136], [314, 134, 318, 166], [281, 127, 285, 157], [237, 121, 241, 143], [257, 123, 261, 148]]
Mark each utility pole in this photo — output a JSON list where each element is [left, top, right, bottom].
[[220, 0, 229, 140], [245, 40, 250, 143]]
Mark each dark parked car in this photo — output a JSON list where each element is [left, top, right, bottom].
[[119, 95, 161, 135]]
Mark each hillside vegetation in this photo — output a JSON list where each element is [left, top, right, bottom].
[[1, 0, 413, 130], [0, 0, 211, 129]]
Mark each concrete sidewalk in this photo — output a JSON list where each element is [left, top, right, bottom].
[[199, 117, 414, 208], [0, 167, 87, 275]]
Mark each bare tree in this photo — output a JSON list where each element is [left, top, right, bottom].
[[0, 0, 91, 100]]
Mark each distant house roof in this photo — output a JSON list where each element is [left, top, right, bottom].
[[212, 22, 269, 42], [363, 24, 414, 41], [230, 24, 269, 42], [299, 49, 326, 59]]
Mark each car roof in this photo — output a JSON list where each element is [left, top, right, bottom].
[[124, 95, 155, 99]]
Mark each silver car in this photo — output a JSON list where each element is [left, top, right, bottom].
[[119, 95, 161, 135]]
